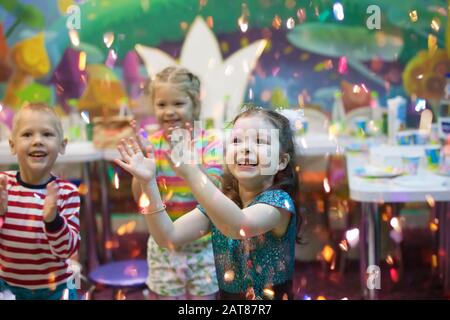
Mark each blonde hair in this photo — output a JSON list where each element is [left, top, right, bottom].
[[12, 103, 64, 141], [150, 66, 201, 120]]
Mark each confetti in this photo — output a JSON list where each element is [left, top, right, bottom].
[[103, 32, 114, 48], [139, 193, 150, 208], [286, 17, 295, 29], [428, 34, 437, 53], [68, 29, 80, 47], [333, 3, 344, 21], [323, 178, 331, 193], [431, 19, 440, 32], [113, 172, 119, 190], [272, 15, 282, 30], [345, 228, 359, 247], [79, 51, 86, 71], [409, 10, 418, 22], [321, 245, 334, 263], [390, 217, 401, 232], [224, 270, 235, 282], [429, 219, 439, 232], [338, 56, 348, 74]]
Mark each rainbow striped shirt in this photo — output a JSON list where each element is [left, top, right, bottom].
[[149, 129, 223, 222]]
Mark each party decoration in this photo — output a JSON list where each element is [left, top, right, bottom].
[[0, 0, 45, 38], [78, 64, 127, 118], [136, 16, 266, 128], [2, 32, 51, 109], [287, 23, 403, 86], [50, 48, 86, 114], [270, 87, 290, 108], [16, 82, 53, 105], [340, 80, 371, 113], [122, 50, 144, 99], [402, 49, 450, 101], [57, 0, 75, 15]]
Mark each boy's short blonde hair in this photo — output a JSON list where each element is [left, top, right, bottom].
[[12, 103, 64, 141]]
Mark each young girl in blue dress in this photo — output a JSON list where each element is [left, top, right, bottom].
[[116, 107, 300, 300]]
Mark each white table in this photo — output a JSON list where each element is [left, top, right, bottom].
[[346, 147, 450, 299], [295, 134, 386, 156]]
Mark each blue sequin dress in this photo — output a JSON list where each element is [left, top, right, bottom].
[[198, 189, 296, 299]]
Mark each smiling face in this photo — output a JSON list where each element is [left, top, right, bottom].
[[225, 114, 289, 189], [153, 83, 195, 135], [9, 109, 67, 184]]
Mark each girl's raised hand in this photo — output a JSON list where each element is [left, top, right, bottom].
[[115, 137, 156, 183]]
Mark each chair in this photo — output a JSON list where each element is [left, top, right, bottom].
[[88, 259, 148, 299]]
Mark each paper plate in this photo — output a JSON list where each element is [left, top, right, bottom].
[[355, 166, 403, 179]]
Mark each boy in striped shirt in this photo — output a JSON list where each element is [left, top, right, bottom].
[[0, 103, 80, 300]]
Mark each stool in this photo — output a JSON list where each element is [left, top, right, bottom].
[[88, 259, 148, 299]]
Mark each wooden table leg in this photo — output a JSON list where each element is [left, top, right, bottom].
[[82, 162, 99, 272], [98, 160, 113, 263]]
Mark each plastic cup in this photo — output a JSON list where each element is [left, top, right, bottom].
[[396, 131, 414, 145], [402, 156, 421, 175], [425, 146, 441, 171], [295, 118, 308, 135], [353, 117, 368, 135], [413, 131, 430, 145]]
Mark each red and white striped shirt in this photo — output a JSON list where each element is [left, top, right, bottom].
[[0, 171, 80, 290]]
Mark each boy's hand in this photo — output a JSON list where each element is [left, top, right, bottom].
[[115, 137, 156, 183], [0, 175, 8, 217], [43, 181, 58, 223]]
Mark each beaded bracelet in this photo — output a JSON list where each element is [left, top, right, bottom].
[[142, 204, 167, 215]]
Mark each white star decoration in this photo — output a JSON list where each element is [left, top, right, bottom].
[[136, 16, 267, 129]]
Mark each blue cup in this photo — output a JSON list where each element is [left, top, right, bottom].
[[425, 146, 440, 171], [412, 130, 430, 145], [353, 117, 368, 135], [396, 131, 414, 145]]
